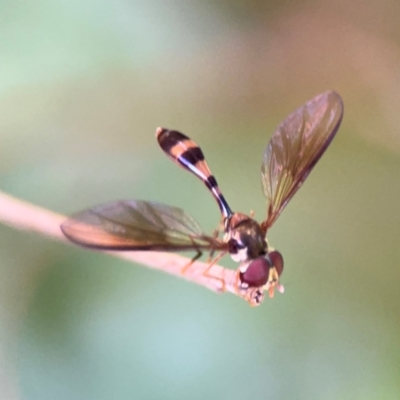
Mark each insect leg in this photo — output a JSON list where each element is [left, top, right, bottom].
[[180, 250, 203, 275], [208, 216, 225, 262], [202, 251, 228, 292]]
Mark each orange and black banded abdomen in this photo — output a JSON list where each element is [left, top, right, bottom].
[[156, 127, 232, 218]]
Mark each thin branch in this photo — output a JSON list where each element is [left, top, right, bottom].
[[0, 191, 248, 300]]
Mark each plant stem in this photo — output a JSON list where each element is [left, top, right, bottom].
[[0, 191, 242, 297]]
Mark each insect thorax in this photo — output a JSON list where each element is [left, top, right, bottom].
[[224, 213, 268, 262]]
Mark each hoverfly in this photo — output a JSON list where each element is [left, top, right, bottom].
[[61, 91, 343, 306]]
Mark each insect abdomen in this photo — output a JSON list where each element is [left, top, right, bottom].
[[156, 128, 232, 217]]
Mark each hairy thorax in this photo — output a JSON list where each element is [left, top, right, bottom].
[[224, 213, 268, 262]]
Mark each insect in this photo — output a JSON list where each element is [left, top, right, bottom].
[[61, 91, 343, 306]]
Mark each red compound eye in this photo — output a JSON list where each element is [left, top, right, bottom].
[[269, 251, 284, 276], [239, 257, 271, 287]]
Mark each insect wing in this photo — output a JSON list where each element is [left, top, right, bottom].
[[261, 91, 344, 231], [61, 200, 224, 251]]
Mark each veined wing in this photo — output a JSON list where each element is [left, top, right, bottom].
[[61, 200, 226, 251], [261, 91, 344, 231]]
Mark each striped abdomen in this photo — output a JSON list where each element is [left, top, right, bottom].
[[156, 127, 232, 218]]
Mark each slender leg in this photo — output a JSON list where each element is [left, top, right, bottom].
[[181, 250, 227, 292], [180, 250, 203, 275], [208, 217, 225, 262], [181, 233, 228, 291], [234, 269, 241, 293], [202, 251, 228, 292]]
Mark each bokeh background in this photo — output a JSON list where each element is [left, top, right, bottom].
[[1, 0, 400, 399]]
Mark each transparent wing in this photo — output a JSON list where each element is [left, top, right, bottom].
[[261, 91, 344, 231], [61, 200, 226, 251]]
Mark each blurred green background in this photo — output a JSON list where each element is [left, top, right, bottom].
[[1, 0, 400, 399]]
